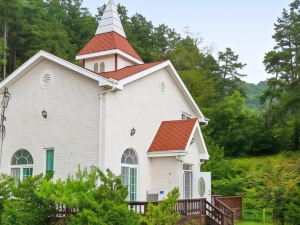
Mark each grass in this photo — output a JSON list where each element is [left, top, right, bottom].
[[236, 221, 273, 225]]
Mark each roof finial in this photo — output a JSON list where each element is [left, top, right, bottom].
[[95, 0, 126, 38]]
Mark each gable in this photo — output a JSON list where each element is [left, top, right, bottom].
[[0, 51, 118, 92], [7, 59, 101, 95], [118, 61, 206, 123], [148, 119, 198, 152], [188, 125, 209, 160]]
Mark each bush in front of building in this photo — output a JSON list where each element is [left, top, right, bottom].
[[0, 168, 183, 225], [0, 174, 56, 225], [37, 167, 140, 225], [140, 187, 181, 225]]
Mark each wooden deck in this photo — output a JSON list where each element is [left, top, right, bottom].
[[52, 196, 242, 225]]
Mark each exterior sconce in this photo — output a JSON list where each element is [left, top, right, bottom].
[[130, 127, 136, 136], [42, 109, 47, 119], [2, 87, 11, 108]]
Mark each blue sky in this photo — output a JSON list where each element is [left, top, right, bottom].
[[82, 0, 291, 84]]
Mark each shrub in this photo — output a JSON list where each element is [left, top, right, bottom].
[[285, 185, 300, 225], [0, 174, 13, 224], [1, 174, 56, 225], [37, 167, 140, 225], [141, 188, 180, 225]]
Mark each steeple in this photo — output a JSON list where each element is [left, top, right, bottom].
[[76, 0, 143, 72], [96, 0, 126, 38]]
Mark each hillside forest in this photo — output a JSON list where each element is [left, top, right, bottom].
[[0, 0, 299, 224]]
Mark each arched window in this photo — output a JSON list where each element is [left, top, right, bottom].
[[100, 62, 105, 73], [121, 148, 138, 165], [121, 148, 138, 201], [11, 149, 33, 180], [94, 63, 99, 72]]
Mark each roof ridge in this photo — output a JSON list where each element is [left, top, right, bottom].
[[112, 32, 118, 49], [101, 60, 164, 74]]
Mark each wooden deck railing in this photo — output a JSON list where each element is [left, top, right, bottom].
[[128, 198, 206, 218], [205, 200, 225, 225], [53, 196, 241, 225], [215, 196, 242, 220], [214, 199, 234, 225]]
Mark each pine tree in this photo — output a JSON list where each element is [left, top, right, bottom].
[[263, 0, 300, 150], [218, 47, 247, 95]]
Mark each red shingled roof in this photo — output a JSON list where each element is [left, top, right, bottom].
[[101, 61, 164, 80], [77, 32, 142, 62], [148, 119, 198, 152]]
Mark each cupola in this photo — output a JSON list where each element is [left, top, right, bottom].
[[76, 0, 143, 73]]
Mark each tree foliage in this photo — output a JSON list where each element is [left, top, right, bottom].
[[0, 174, 56, 225], [141, 188, 180, 225], [37, 167, 140, 225], [263, 0, 300, 151]]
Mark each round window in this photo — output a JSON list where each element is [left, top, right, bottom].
[[40, 72, 54, 88], [198, 177, 206, 197]]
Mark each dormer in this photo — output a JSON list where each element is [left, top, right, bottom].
[[76, 0, 143, 73]]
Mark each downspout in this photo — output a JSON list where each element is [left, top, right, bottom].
[[98, 84, 116, 171]]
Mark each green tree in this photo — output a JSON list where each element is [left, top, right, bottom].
[[0, 38, 5, 78], [262, 51, 285, 111], [170, 36, 202, 71], [263, 0, 300, 151], [285, 185, 300, 225], [1, 174, 56, 225], [38, 167, 140, 225], [218, 47, 247, 95], [273, 187, 288, 225], [0, 0, 23, 78], [0, 174, 13, 224], [141, 188, 180, 225]]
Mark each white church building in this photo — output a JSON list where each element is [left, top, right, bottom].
[[0, 0, 211, 202]]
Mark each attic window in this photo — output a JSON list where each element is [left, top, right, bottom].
[[40, 73, 54, 88], [183, 164, 193, 171], [100, 62, 105, 73], [94, 63, 99, 73]]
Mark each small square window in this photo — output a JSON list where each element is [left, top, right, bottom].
[[183, 164, 193, 171]]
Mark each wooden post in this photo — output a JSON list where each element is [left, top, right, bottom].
[[144, 202, 148, 215], [221, 213, 225, 225]]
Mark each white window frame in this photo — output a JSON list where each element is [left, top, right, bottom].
[[121, 164, 138, 201], [121, 148, 139, 201], [11, 165, 33, 181], [100, 62, 105, 72], [44, 148, 55, 174], [94, 63, 99, 73], [183, 163, 193, 199], [10, 149, 34, 181]]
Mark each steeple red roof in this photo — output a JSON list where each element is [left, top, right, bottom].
[[76, 32, 142, 62], [101, 61, 164, 80]]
